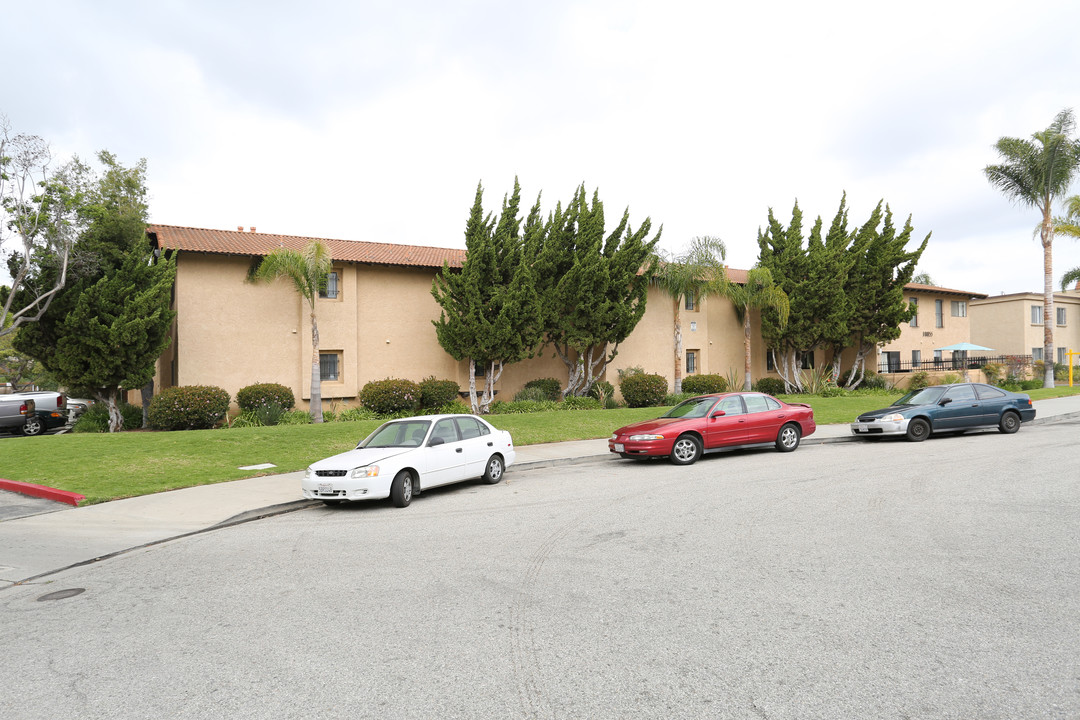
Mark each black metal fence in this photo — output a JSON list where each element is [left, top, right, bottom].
[[876, 354, 1032, 374]]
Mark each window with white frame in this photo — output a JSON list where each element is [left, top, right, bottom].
[[909, 297, 918, 327], [1032, 347, 1043, 362], [935, 299, 943, 328], [1058, 347, 1067, 365], [1031, 305, 1043, 325], [950, 300, 966, 317], [1057, 307, 1067, 326]]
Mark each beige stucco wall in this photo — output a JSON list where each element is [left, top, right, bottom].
[[971, 291, 1080, 363], [160, 252, 890, 407], [879, 290, 979, 369]]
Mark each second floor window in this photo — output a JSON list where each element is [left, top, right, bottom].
[[1057, 307, 1067, 326], [685, 294, 697, 311], [320, 271, 339, 299], [935, 300, 944, 328], [1032, 305, 1043, 325], [950, 300, 966, 317], [909, 297, 918, 328]]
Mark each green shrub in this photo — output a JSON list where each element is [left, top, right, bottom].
[[560, 396, 601, 411], [71, 401, 143, 433], [589, 380, 615, 403], [1020, 379, 1042, 391], [664, 392, 696, 405], [908, 371, 931, 391], [438, 399, 473, 415], [980, 362, 1003, 385], [514, 386, 552, 402], [420, 376, 460, 409], [148, 385, 231, 431], [489, 399, 559, 414], [359, 378, 421, 415], [941, 373, 961, 385], [819, 385, 847, 397], [620, 373, 668, 408], [523, 378, 562, 401], [236, 382, 295, 412], [278, 410, 313, 424], [839, 368, 887, 390], [338, 407, 379, 422], [753, 377, 787, 396], [617, 366, 645, 380], [681, 373, 727, 395]]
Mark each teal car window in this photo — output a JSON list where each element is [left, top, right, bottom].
[[944, 385, 976, 402]]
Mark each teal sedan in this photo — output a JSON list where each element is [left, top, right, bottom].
[[850, 383, 1036, 442]]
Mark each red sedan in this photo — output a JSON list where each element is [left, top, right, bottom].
[[609, 392, 816, 465]]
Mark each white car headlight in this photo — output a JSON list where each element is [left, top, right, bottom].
[[879, 413, 904, 423], [628, 434, 664, 441], [304, 467, 313, 479], [352, 466, 380, 478]]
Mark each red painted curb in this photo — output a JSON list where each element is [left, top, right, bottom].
[[0, 479, 85, 506]]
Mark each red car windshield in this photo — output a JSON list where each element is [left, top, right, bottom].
[[662, 396, 718, 419]]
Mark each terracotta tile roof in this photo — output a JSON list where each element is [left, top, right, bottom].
[[903, 282, 987, 299], [147, 224, 465, 269]]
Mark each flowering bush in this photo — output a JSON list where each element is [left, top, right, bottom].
[[236, 382, 296, 412], [359, 378, 421, 415], [148, 385, 231, 430]]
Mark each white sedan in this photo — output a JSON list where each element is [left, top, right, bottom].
[[302, 414, 516, 508]]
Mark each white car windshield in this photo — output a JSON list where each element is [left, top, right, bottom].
[[360, 420, 431, 448]]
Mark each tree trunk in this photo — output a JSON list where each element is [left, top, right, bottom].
[[1042, 223, 1055, 388], [478, 360, 503, 414], [673, 297, 684, 394], [468, 360, 479, 414], [98, 387, 123, 433], [310, 310, 323, 422], [742, 313, 753, 391], [141, 379, 154, 429]]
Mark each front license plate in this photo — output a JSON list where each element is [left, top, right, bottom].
[[318, 483, 333, 494], [854, 424, 867, 432], [614, 443, 625, 452]]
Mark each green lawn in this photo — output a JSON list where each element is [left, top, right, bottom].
[[4, 385, 1079, 504]]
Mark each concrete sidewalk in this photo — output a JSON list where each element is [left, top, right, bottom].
[[3, 395, 1079, 588]]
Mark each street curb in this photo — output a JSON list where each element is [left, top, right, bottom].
[[0, 478, 85, 506]]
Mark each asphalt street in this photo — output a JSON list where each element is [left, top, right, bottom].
[[2, 419, 1078, 719]]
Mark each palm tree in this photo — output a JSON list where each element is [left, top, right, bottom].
[[985, 108, 1080, 387], [650, 236, 728, 394], [1054, 195, 1080, 290], [722, 266, 789, 391], [249, 240, 332, 422]]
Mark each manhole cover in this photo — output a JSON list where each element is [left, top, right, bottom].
[[37, 588, 86, 601]]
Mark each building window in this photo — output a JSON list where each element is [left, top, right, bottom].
[[319, 270, 340, 299], [1032, 348, 1043, 362], [912, 350, 921, 367], [685, 294, 699, 311], [909, 297, 918, 328], [320, 352, 340, 381], [933, 350, 942, 366], [950, 300, 966, 317], [686, 350, 697, 374], [1057, 307, 1067, 326], [935, 299, 944, 328], [800, 352, 815, 369], [690, 321, 697, 332], [1031, 305, 1043, 325], [1058, 347, 1067, 365], [766, 350, 776, 372]]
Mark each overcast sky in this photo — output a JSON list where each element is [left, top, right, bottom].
[[6, 0, 1080, 296]]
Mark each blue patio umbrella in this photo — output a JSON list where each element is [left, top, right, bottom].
[[935, 342, 994, 380], [936, 342, 994, 352]]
